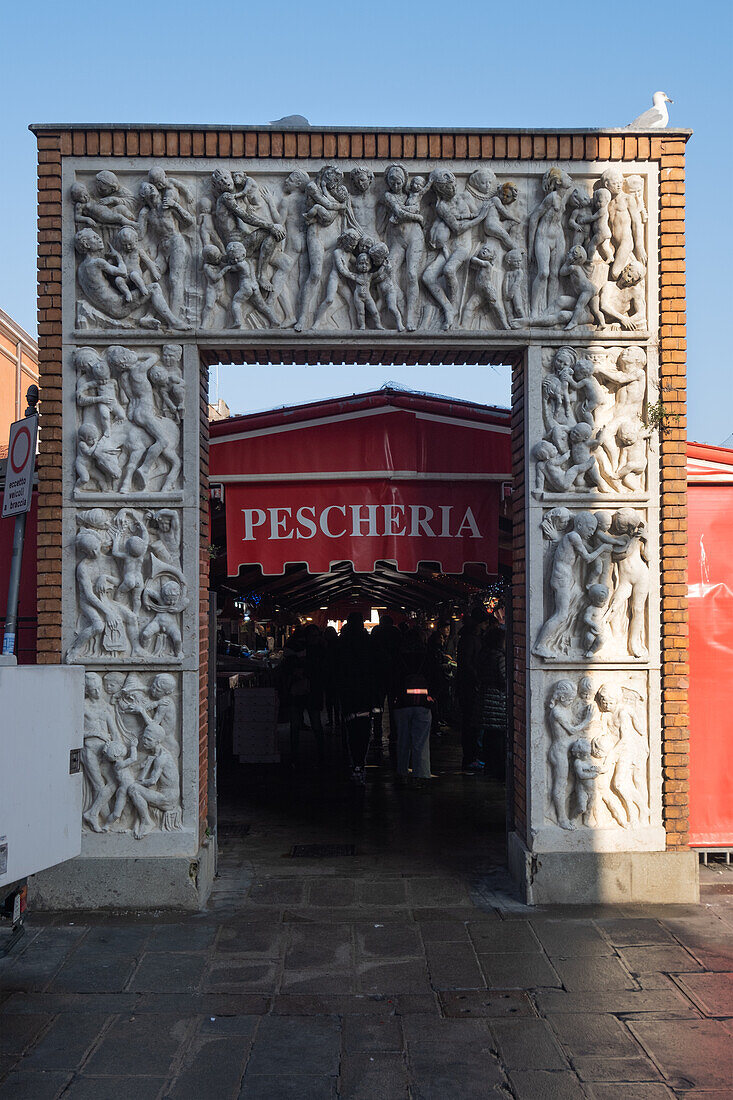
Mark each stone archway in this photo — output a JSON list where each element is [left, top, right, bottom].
[[30, 124, 697, 907]]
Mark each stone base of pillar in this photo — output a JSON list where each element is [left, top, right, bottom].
[[28, 839, 216, 911], [508, 832, 699, 906]]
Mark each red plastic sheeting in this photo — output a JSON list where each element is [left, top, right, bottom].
[[688, 479, 733, 846], [0, 489, 37, 663], [225, 479, 499, 576]]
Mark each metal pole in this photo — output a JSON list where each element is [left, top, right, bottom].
[[2, 385, 39, 657]]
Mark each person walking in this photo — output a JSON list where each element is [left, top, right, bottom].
[[456, 608, 487, 773], [474, 623, 507, 780], [392, 634, 435, 787], [338, 613, 378, 785]]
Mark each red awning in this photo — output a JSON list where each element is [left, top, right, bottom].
[[210, 387, 511, 578]]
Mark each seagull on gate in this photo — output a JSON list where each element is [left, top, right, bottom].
[[626, 92, 674, 129]]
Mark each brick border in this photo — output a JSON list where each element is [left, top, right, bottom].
[[32, 125, 690, 849]]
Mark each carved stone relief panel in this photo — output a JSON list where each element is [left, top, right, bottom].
[[65, 162, 654, 338], [67, 506, 188, 664], [532, 344, 655, 499], [532, 505, 650, 662], [543, 671, 650, 833], [73, 343, 183, 497], [82, 668, 182, 839]]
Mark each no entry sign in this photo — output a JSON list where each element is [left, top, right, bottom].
[[2, 417, 38, 518]]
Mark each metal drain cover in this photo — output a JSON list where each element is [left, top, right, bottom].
[[290, 844, 356, 858]]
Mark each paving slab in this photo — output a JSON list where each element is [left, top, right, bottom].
[[573, 1054, 663, 1081], [340, 1015, 403, 1052], [479, 951, 562, 989], [534, 988, 699, 1017], [129, 952, 208, 993], [417, 920, 470, 943], [629, 1017, 733, 1090], [339, 1051, 409, 1098], [673, 971, 733, 1016], [531, 919, 616, 957], [438, 990, 535, 1017], [507, 1068, 587, 1099], [279, 969, 356, 994], [357, 960, 431, 995], [238, 1074, 338, 1098], [62, 1076, 166, 1099], [547, 1011, 644, 1057], [82, 1013, 192, 1077], [47, 952, 139, 994], [166, 1035, 252, 1099], [215, 924, 286, 957], [18, 1012, 110, 1071], [0, 1069, 73, 1098], [203, 961, 280, 993], [0, 1013, 52, 1055], [285, 925, 353, 969], [245, 1015, 340, 1076], [272, 994, 391, 1016], [145, 923, 218, 953], [549, 955, 637, 991], [247, 879, 307, 906], [354, 923, 421, 960], [467, 919, 542, 954], [616, 945, 705, 975], [490, 1017, 568, 1069], [594, 919, 678, 947], [406, 878, 472, 906], [585, 1086, 676, 1100], [356, 881, 408, 907], [424, 943, 485, 990], [408, 1058, 506, 1099]]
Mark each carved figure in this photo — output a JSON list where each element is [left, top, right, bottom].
[[349, 167, 376, 234], [82, 672, 118, 832], [313, 228, 361, 329], [109, 345, 182, 492], [546, 679, 592, 829], [559, 245, 605, 329], [270, 170, 310, 323], [581, 583, 610, 656], [601, 168, 647, 279], [596, 682, 648, 825], [423, 169, 487, 329], [369, 243, 404, 331], [296, 165, 350, 331], [533, 511, 606, 659], [599, 259, 647, 330], [140, 569, 189, 656], [342, 251, 382, 330], [198, 196, 225, 254], [201, 245, 229, 328], [102, 740, 139, 829], [468, 243, 509, 328], [503, 249, 528, 322], [127, 721, 182, 838], [382, 164, 427, 332], [70, 182, 137, 231], [528, 167, 571, 314], [74, 228, 187, 330], [570, 737, 603, 823], [483, 181, 521, 250], [224, 242, 280, 328], [608, 509, 649, 658], [137, 180, 194, 316]]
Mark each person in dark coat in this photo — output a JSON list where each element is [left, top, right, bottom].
[[426, 622, 452, 730], [279, 626, 325, 764], [338, 612, 379, 784], [392, 633, 436, 786], [370, 614, 403, 746], [322, 624, 340, 729]]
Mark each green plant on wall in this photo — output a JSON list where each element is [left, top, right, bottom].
[[645, 383, 681, 436]]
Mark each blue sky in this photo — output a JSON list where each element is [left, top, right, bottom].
[[1, 0, 730, 440]]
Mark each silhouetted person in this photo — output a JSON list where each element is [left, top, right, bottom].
[[338, 612, 378, 784], [456, 607, 487, 772], [393, 633, 435, 786]]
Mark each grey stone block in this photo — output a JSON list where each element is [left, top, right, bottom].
[[673, 971, 733, 1016], [467, 919, 542, 954], [417, 920, 470, 943], [507, 1069, 587, 1099], [215, 924, 286, 958], [479, 951, 562, 989], [549, 955, 637, 992], [339, 1052, 409, 1098], [19, 1012, 110, 1070], [535, 987, 698, 1017], [531, 918, 615, 957], [130, 952, 207, 993], [424, 943, 485, 990], [574, 1054, 662, 1081], [616, 944, 705, 975], [245, 1016, 340, 1076], [0, 1070, 73, 1098], [547, 1012, 642, 1057], [490, 1018, 568, 1069], [63, 1076, 166, 1099], [357, 961, 431, 995], [239, 1075, 337, 1099], [340, 1015, 403, 1052], [167, 1036, 251, 1099], [355, 923, 421, 960], [594, 918, 676, 947], [203, 961, 280, 993], [0, 1014, 53, 1055], [82, 1013, 192, 1076], [629, 1018, 733, 1090]]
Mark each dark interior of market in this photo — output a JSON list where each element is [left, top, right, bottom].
[[209, 484, 514, 865]]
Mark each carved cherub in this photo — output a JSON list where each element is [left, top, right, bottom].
[[341, 251, 383, 330], [581, 582, 610, 657], [567, 423, 604, 490], [614, 420, 652, 490], [483, 181, 521, 250], [595, 682, 648, 825], [532, 440, 573, 496], [503, 248, 528, 323], [570, 737, 603, 824], [599, 259, 647, 331], [224, 242, 279, 329], [140, 577, 188, 657], [369, 243, 404, 331], [127, 722, 181, 839], [469, 242, 510, 329], [566, 188, 593, 250], [111, 511, 149, 617], [102, 740, 139, 830], [201, 244, 229, 329], [149, 344, 184, 421], [70, 182, 137, 230], [109, 226, 162, 303], [560, 245, 605, 330]]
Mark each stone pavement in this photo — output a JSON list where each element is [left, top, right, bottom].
[[1, 741, 732, 1098]]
